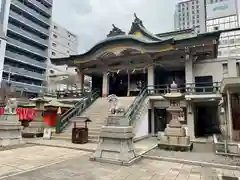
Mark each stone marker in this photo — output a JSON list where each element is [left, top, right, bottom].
[[158, 81, 192, 151]]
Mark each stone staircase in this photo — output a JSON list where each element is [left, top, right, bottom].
[[52, 96, 135, 142]]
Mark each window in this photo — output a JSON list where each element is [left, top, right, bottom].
[[214, 26, 219, 31], [53, 34, 57, 38], [52, 51, 56, 56], [52, 43, 56, 47], [237, 62, 240, 77], [222, 63, 228, 77], [54, 25, 57, 30]]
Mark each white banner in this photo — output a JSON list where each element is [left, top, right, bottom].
[[207, 0, 237, 20]]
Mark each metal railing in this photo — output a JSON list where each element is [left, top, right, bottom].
[[55, 89, 100, 134], [7, 37, 48, 58], [28, 0, 52, 15], [4, 65, 44, 80], [55, 89, 91, 99], [9, 11, 49, 35], [124, 82, 221, 126], [8, 23, 48, 47], [1, 79, 46, 93], [124, 87, 148, 125], [148, 82, 221, 95], [12, 0, 51, 25], [5, 51, 47, 69]]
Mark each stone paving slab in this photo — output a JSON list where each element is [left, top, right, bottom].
[[0, 146, 89, 179], [1, 154, 239, 180], [145, 148, 240, 167], [25, 137, 158, 155]]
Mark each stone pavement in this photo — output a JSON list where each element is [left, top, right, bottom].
[[25, 137, 158, 155], [1, 153, 240, 180], [0, 145, 89, 179], [146, 148, 240, 166]]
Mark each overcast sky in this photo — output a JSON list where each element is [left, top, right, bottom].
[[52, 0, 179, 53]]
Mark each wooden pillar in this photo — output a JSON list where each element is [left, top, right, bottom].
[[77, 70, 84, 93], [102, 72, 109, 97], [151, 101, 155, 135], [127, 71, 130, 96], [227, 89, 233, 140]]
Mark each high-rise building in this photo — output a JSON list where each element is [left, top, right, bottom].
[[49, 21, 78, 58], [0, 0, 52, 97], [47, 22, 80, 93], [174, 0, 206, 33]]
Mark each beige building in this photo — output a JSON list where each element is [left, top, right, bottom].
[[47, 22, 79, 93], [50, 21, 78, 58]]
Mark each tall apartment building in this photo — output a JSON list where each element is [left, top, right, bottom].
[[174, 0, 206, 33], [47, 22, 79, 92], [0, 0, 52, 97], [50, 22, 78, 58]]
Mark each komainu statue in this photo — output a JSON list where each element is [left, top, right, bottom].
[[107, 94, 125, 115]]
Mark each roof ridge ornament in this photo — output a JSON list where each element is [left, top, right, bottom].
[[107, 24, 125, 38], [133, 13, 144, 27]]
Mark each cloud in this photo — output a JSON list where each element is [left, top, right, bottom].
[[52, 0, 178, 53]]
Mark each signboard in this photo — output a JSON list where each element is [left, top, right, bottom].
[[206, 0, 237, 20], [43, 128, 52, 139]]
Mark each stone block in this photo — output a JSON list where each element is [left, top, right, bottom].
[[165, 127, 186, 137], [0, 120, 23, 147], [22, 122, 45, 137], [168, 136, 179, 145], [160, 135, 168, 144], [178, 136, 190, 145]]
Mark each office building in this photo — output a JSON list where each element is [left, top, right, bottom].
[[206, 0, 239, 32], [0, 0, 52, 97], [174, 0, 206, 33], [205, 0, 240, 57]]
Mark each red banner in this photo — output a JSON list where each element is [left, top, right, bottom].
[[16, 108, 36, 121], [0, 106, 4, 116]]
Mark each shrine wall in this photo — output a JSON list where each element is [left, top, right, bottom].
[[134, 110, 149, 139]]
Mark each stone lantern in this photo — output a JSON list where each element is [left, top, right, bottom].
[[158, 81, 192, 151], [22, 97, 50, 138]]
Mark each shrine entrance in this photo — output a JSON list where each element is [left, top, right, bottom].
[[194, 102, 220, 137], [109, 73, 128, 97]]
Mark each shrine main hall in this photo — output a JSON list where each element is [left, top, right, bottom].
[[51, 14, 240, 141]]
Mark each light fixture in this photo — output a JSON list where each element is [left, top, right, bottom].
[[132, 69, 136, 73]]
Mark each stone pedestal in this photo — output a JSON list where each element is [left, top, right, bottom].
[[22, 110, 46, 138], [90, 116, 137, 165], [22, 97, 49, 138], [0, 120, 23, 147]]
